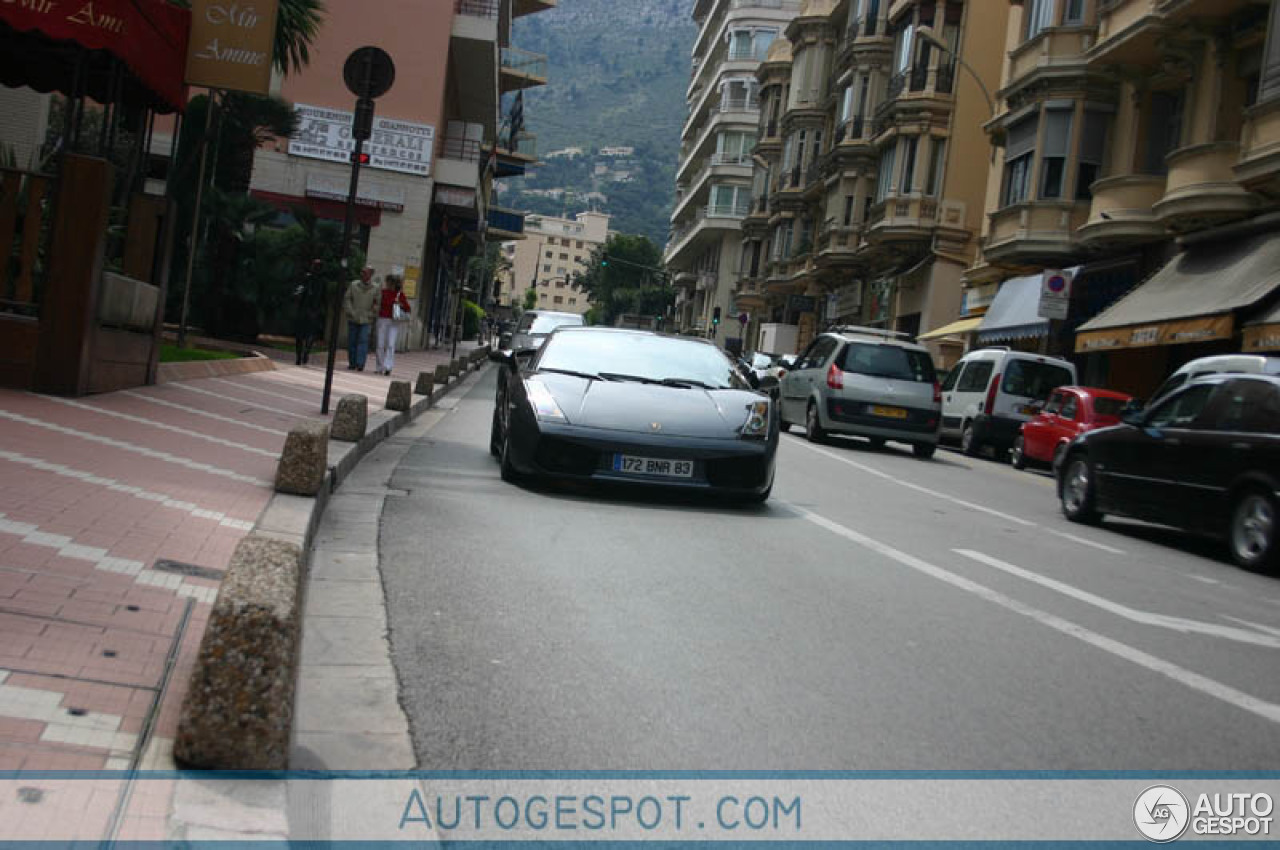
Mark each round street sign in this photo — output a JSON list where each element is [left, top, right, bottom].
[[344, 47, 396, 99], [1046, 274, 1068, 293], [738, 312, 748, 325]]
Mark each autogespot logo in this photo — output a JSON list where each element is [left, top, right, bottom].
[[1135, 785, 1190, 843]]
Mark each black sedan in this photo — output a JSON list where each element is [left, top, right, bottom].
[[489, 327, 779, 502], [1058, 374, 1280, 571]]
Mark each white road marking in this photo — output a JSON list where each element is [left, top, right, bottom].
[[1191, 575, 1221, 585], [0, 513, 220, 605], [954, 549, 1280, 648], [37, 395, 278, 458], [167, 383, 318, 420], [122, 391, 289, 436], [786, 435, 1128, 551], [0, 409, 272, 488], [787, 436, 1034, 526], [797, 508, 1280, 725], [1225, 616, 1280, 639]]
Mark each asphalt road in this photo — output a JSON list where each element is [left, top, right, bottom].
[[378, 367, 1280, 769]]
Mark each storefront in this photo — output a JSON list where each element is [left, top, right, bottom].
[[1244, 301, 1280, 353], [975, 273, 1054, 352], [1074, 230, 1280, 398]]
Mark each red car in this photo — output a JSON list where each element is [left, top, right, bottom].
[[1012, 386, 1134, 470]]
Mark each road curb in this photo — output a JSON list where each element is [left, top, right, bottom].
[[173, 353, 490, 770]]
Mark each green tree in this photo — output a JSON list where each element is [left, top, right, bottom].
[[573, 234, 670, 325], [523, 287, 538, 310]]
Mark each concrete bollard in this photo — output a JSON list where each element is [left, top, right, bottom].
[[385, 379, 412, 412], [434, 363, 450, 385], [274, 421, 329, 496], [330, 394, 367, 442], [174, 535, 303, 769], [450, 358, 462, 378], [414, 371, 434, 396]]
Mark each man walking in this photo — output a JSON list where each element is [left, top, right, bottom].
[[343, 267, 378, 371]]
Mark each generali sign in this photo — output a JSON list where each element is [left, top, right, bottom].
[[185, 0, 279, 94]]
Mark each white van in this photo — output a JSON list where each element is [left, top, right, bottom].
[[1148, 354, 1280, 405], [940, 347, 1077, 457]]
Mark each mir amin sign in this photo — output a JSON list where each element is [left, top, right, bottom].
[[186, 0, 279, 94]]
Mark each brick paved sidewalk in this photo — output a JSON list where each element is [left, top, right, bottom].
[[0, 341, 484, 799]]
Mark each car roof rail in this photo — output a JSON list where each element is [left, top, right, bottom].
[[827, 325, 915, 341], [969, 345, 1011, 353]]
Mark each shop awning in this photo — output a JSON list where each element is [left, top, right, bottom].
[[0, 0, 190, 112], [918, 316, 983, 341], [977, 274, 1048, 343], [1244, 300, 1280, 353], [1075, 231, 1280, 353]]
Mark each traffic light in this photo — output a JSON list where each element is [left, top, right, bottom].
[[600, 254, 609, 267], [712, 307, 721, 326]]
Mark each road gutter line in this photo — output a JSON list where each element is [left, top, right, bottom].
[[954, 549, 1280, 648], [795, 506, 1280, 725]]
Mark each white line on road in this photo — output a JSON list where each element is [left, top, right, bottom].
[[796, 507, 1280, 725], [1191, 575, 1221, 585], [1225, 616, 1280, 639], [954, 549, 1280, 648], [786, 436, 1035, 526], [1044, 528, 1127, 555]]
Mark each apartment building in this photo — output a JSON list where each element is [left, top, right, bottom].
[[666, 0, 803, 343], [496, 210, 611, 316], [734, 0, 1008, 364], [248, 0, 552, 347], [963, 0, 1280, 397]]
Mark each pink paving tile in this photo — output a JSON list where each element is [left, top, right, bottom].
[[0, 612, 47, 636], [0, 717, 46, 742]]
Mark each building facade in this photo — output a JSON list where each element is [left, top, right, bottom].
[[496, 210, 611, 316], [732, 0, 1009, 365], [665, 0, 803, 346], [961, 0, 1280, 398], [247, 0, 552, 348]]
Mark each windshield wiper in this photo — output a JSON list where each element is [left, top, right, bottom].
[[598, 372, 659, 384], [538, 367, 601, 381], [660, 377, 716, 389]]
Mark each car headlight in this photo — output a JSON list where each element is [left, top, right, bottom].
[[741, 400, 770, 439], [525, 380, 567, 422]]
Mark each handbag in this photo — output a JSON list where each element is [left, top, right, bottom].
[[392, 300, 406, 321]]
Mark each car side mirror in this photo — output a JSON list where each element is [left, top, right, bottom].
[[1122, 410, 1145, 427]]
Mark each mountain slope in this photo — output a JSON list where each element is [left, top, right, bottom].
[[504, 0, 696, 243]]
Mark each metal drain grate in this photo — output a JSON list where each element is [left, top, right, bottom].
[[151, 559, 223, 580]]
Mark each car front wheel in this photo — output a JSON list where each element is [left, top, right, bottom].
[[499, 429, 521, 483], [1229, 489, 1278, 572], [913, 443, 936, 460], [1060, 454, 1101, 525], [1011, 435, 1027, 469]]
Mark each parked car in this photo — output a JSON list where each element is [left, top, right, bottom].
[[745, 351, 779, 382], [1058, 374, 1280, 571], [768, 354, 796, 381], [1012, 386, 1134, 471], [778, 326, 940, 459], [1148, 354, 1280, 406], [940, 347, 1077, 458], [490, 327, 778, 502], [508, 310, 585, 354]]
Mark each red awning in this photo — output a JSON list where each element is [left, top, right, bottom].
[[0, 0, 190, 112], [252, 190, 384, 228]]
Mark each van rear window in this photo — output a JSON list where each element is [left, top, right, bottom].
[[841, 343, 936, 383], [1002, 360, 1073, 400]]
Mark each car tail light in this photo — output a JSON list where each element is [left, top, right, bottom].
[[983, 372, 1001, 414], [933, 380, 941, 403], [827, 362, 843, 390], [777, 369, 787, 379]]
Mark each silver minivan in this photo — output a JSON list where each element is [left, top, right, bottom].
[[778, 327, 941, 459]]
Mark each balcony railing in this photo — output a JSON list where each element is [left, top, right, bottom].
[[488, 207, 525, 236], [909, 64, 929, 92], [753, 195, 769, 213], [704, 202, 750, 218], [455, 0, 499, 17], [764, 119, 779, 138], [788, 165, 802, 189], [887, 71, 906, 100], [835, 116, 867, 143], [720, 96, 761, 114], [442, 136, 483, 161], [730, 0, 802, 9], [936, 62, 955, 94], [711, 152, 751, 166], [501, 47, 548, 80]]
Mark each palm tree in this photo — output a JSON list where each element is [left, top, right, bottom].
[[272, 0, 327, 77]]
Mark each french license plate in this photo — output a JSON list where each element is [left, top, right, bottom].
[[612, 455, 694, 478], [870, 405, 908, 419]]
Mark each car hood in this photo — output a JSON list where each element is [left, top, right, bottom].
[[532, 372, 760, 438]]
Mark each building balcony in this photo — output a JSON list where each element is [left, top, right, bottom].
[[815, 220, 864, 268], [664, 203, 750, 266], [678, 110, 761, 182], [1003, 27, 1098, 95], [500, 47, 549, 92], [487, 206, 525, 240], [1090, 0, 1166, 66], [865, 196, 946, 245], [1236, 99, 1280, 200], [670, 154, 753, 221], [1077, 175, 1167, 247], [671, 270, 699, 291], [982, 200, 1091, 266], [1152, 142, 1258, 233]]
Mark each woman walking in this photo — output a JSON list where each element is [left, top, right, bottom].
[[375, 273, 412, 376]]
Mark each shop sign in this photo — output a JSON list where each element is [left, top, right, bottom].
[[186, 0, 279, 94], [289, 104, 434, 177]]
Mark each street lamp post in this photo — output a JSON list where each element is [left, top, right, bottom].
[[915, 26, 995, 117]]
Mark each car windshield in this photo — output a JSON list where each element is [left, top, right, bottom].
[[536, 331, 748, 389], [1001, 360, 1073, 400], [1092, 397, 1127, 418], [841, 343, 937, 383], [517, 314, 583, 335]]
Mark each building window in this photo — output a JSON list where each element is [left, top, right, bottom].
[[1144, 90, 1184, 175], [559, 252, 568, 259], [1001, 115, 1038, 207], [894, 23, 914, 72], [843, 195, 855, 226], [557, 266, 567, 274], [576, 240, 584, 248], [1039, 108, 1073, 199], [569, 298, 577, 306], [553, 296, 564, 304], [1063, 0, 1085, 24], [543, 264, 552, 272], [544, 250, 552, 258], [539, 293, 548, 301], [925, 139, 946, 196], [1076, 109, 1109, 200], [875, 144, 897, 202], [901, 136, 919, 194], [1024, 0, 1055, 41]]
